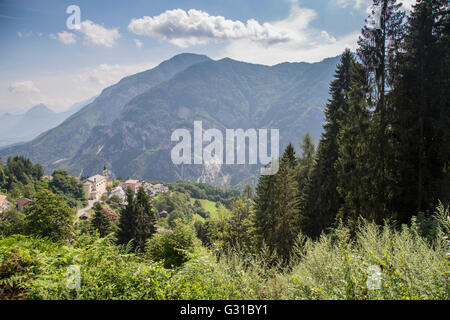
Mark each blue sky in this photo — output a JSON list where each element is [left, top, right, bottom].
[[0, 0, 415, 114]]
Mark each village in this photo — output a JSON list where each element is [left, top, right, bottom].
[[0, 166, 169, 222], [78, 167, 169, 220]]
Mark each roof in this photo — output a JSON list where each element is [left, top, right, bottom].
[[125, 179, 139, 184], [111, 187, 125, 194], [0, 195, 6, 207], [15, 197, 33, 206], [88, 174, 106, 183]]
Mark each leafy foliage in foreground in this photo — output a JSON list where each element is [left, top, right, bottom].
[[0, 204, 448, 300]]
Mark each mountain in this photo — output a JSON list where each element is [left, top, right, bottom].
[[0, 97, 95, 148], [0, 53, 340, 187], [0, 53, 211, 167]]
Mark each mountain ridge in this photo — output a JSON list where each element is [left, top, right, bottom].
[[0, 53, 341, 187]]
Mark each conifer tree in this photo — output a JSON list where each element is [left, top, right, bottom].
[[304, 50, 355, 237], [117, 187, 136, 246], [117, 186, 157, 253], [336, 61, 372, 225], [92, 202, 116, 238], [253, 165, 277, 249], [254, 144, 301, 260], [273, 145, 301, 260], [134, 187, 157, 253], [357, 0, 406, 222], [391, 0, 450, 222], [296, 134, 316, 228]]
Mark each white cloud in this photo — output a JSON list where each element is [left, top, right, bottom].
[[334, 0, 416, 11], [0, 62, 157, 114], [8, 81, 40, 94], [219, 2, 359, 65], [4, 81, 43, 113], [78, 20, 121, 48], [16, 31, 33, 38], [335, 0, 368, 10], [128, 8, 293, 48], [134, 39, 143, 48], [127, 3, 361, 64], [50, 31, 77, 44], [49, 20, 120, 48]]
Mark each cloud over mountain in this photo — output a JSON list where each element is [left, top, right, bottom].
[[128, 8, 293, 48], [8, 80, 40, 94]]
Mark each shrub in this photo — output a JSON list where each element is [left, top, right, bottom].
[[0, 235, 169, 300], [287, 218, 449, 300], [147, 222, 197, 268]]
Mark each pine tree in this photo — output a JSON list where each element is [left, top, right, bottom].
[[254, 144, 301, 260], [253, 165, 277, 249], [134, 187, 157, 253], [117, 187, 157, 253], [336, 61, 372, 225], [117, 187, 137, 247], [357, 0, 406, 222], [92, 202, 116, 238], [273, 145, 301, 260], [296, 134, 316, 228], [304, 50, 355, 237]]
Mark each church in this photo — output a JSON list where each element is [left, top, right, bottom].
[[82, 166, 111, 200]]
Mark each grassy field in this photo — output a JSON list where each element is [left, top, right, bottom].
[[190, 198, 232, 221], [190, 198, 218, 215]]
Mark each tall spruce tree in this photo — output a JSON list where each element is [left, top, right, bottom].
[[253, 164, 277, 250], [92, 202, 116, 238], [117, 186, 157, 252], [357, 0, 406, 222], [134, 187, 157, 253], [273, 143, 301, 260], [254, 143, 301, 260], [117, 187, 136, 246], [304, 50, 355, 237], [336, 61, 372, 225]]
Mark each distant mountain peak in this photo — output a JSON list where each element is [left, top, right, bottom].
[[168, 52, 211, 62], [25, 104, 54, 116], [160, 53, 212, 68]]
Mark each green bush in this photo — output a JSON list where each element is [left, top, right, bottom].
[[146, 222, 197, 268], [0, 234, 169, 300]]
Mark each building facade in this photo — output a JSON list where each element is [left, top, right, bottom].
[[83, 167, 110, 200]]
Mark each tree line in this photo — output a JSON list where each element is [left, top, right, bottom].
[[253, 0, 449, 259]]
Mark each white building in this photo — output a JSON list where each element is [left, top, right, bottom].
[[83, 167, 109, 200]]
